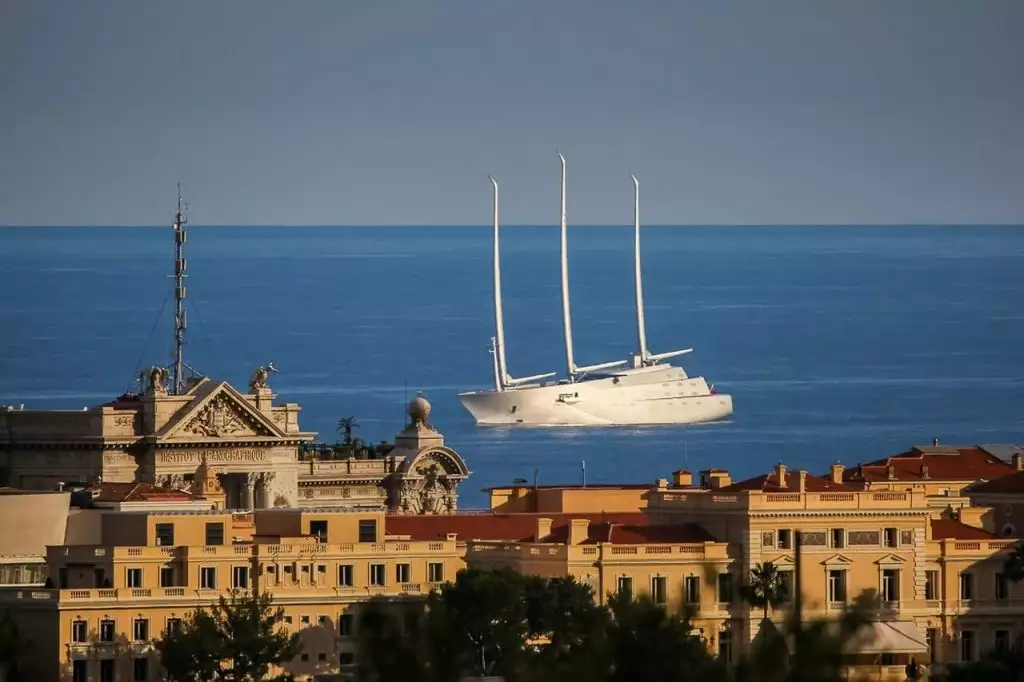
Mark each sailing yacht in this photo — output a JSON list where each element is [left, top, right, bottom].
[[458, 154, 733, 426]]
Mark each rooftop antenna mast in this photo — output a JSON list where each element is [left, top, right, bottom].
[[172, 183, 188, 394]]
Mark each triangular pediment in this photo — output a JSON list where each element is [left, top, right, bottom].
[[765, 554, 795, 567], [160, 382, 285, 440], [874, 554, 908, 566], [821, 553, 854, 566]]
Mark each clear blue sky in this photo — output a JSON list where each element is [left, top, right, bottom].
[[1, 1, 1021, 226]]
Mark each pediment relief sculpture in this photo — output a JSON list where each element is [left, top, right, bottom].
[[182, 394, 269, 438]]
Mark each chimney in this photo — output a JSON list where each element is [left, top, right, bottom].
[[887, 464, 896, 481], [702, 470, 732, 490], [830, 462, 844, 485], [921, 464, 930, 479], [1014, 453, 1024, 472], [798, 470, 807, 493], [673, 469, 693, 487], [536, 517, 553, 541], [656, 478, 669, 490], [775, 463, 788, 488], [568, 518, 590, 545]]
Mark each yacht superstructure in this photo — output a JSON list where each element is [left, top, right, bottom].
[[458, 155, 733, 426]]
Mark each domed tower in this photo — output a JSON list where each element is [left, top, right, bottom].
[[193, 455, 226, 510]]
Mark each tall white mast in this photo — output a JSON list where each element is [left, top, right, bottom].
[[490, 176, 555, 389], [632, 174, 649, 365], [631, 173, 692, 366], [558, 152, 576, 379], [491, 176, 509, 391], [558, 153, 625, 378]]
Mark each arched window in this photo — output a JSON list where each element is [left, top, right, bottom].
[[1001, 523, 1017, 538]]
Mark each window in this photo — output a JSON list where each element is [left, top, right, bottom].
[[927, 628, 938, 664], [961, 630, 975, 662], [358, 519, 377, 543], [72, 660, 87, 682], [831, 529, 845, 549], [996, 573, 1009, 601], [717, 573, 734, 604], [718, 628, 732, 662], [300, 615, 311, 625], [396, 563, 411, 584], [58, 567, 69, 589], [133, 618, 149, 642], [684, 576, 700, 604], [201, 567, 217, 589], [232, 566, 249, 589], [160, 566, 175, 588], [960, 572, 974, 601], [778, 529, 792, 550], [925, 570, 939, 600], [428, 562, 444, 583], [369, 564, 386, 586], [338, 564, 354, 587], [133, 657, 149, 682], [72, 619, 87, 643], [881, 569, 900, 604], [310, 520, 328, 543], [155, 523, 175, 546], [100, 659, 115, 682], [339, 613, 354, 637], [778, 570, 794, 603], [884, 528, 898, 548], [651, 576, 668, 605], [318, 615, 331, 626], [99, 619, 115, 642], [617, 576, 633, 598], [828, 570, 847, 603], [318, 653, 327, 662], [996, 630, 1010, 652], [205, 522, 224, 546], [166, 618, 181, 635], [340, 652, 355, 666], [127, 567, 143, 588]]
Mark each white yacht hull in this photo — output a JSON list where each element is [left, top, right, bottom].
[[459, 365, 733, 426]]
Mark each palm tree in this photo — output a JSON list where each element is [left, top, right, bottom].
[[741, 562, 788, 625], [1004, 543, 1024, 584], [337, 416, 359, 446]]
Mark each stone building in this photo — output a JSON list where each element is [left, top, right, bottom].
[[0, 367, 470, 515]]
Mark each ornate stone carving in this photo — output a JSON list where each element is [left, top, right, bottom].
[[183, 396, 255, 438], [408, 393, 433, 429], [396, 455, 461, 515], [245, 472, 260, 488], [148, 367, 168, 395], [160, 474, 186, 490], [259, 472, 276, 488], [249, 363, 277, 392]]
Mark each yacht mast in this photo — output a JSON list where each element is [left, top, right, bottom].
[[631, 174, 692, 366], [558, 153, 576, 379], [632, 174, 649, 364], [171, 183, 188, 394], [491, 177, 509, 391], [558, 153, 626, 378]]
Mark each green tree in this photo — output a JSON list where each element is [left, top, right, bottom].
[[155, 590, 301, 682], [605, 593, 726, 682], [741, 562, 788, 625], [337, 416, 359, 446], [526, 576, 611, 682], [1003, 543, 1024, 584], [356, 599, 427, 682]]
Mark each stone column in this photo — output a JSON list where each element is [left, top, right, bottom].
[[258, 472, 276, 509], [244, 472, 259, 510]]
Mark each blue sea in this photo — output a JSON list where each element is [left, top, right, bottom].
[[2, 225, 1023, 507]]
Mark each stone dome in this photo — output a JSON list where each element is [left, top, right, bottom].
[[408, 393, 431, 424]]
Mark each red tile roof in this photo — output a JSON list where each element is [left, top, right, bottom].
[[385, 512, 717, 545], [483, 484, 652, 491], [89, 483, 192, 503], [717, 471, 853, 494], [840, 446, 1016, 485], [930, 518, 1001, 541], [967, 470, 1024, 495]]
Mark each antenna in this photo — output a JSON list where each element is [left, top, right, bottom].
[[171, 182, 188, 394]]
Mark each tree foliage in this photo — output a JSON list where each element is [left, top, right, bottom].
[[740, 562, 788, 624], [155, 590, 301, 682]]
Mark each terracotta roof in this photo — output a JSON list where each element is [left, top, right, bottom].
[[968, 470, 1024, 495], [840, 446, 1016, 485], [717, 471, 853, 494], [930, 518, 1001, 541], [483, 484, 652, 492], [385, 512, 717, 545], [89, 483, 192, 503]]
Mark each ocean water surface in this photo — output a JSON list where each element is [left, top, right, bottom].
[[1, 225, 1023, 507]]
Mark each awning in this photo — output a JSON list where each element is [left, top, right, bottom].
[[843, 621, 929, 655]]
